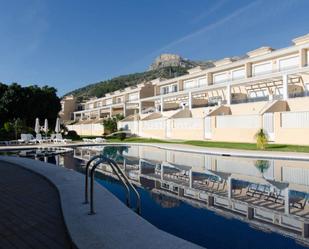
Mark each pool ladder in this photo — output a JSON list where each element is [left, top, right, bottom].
[[84, 155, 141, 215]]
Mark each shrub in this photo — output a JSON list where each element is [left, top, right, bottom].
[[117, 128, 126, 141], [65, 130, 80, 140], [254, 129, 268, 150]]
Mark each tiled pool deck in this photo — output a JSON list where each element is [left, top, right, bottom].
[[0, 161, 73, 249]]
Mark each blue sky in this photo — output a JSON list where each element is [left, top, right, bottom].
[[0, 0, 309, 96]]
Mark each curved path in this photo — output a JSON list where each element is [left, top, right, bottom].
[[0, 161, 73, 249]]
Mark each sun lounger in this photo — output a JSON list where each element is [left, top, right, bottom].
[[290, 193, 308, 209], [18, 134, 29, 144], [246, 183, 269, 198], [53, 134, 72, 143], [82, 137, 106, 143], [94, 137, 106, 143]]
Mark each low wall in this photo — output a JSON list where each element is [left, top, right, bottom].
[[67, 123, 104, 136], [273, 112, 309, 145], [117, 110, 309, 145], [210, 115, 262, 143], [169, 118, 204, 140], [139, 119, 166, 139]]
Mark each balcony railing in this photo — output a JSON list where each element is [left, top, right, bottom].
[[289, 91, 309, 98], [231, 96, 269, 104], [252, 65, 299, 77]]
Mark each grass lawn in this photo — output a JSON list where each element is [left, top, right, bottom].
[[103, 137, 309, 153]]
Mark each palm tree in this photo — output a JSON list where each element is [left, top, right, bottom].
[[254, 129, 268, 150], [255, 160, 270, 174]]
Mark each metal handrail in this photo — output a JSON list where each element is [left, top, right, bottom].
[[108, 158, 141, 214], [89, 158, 131, 215], [85, 155, 141, 215], [84, 155, 102, 204]]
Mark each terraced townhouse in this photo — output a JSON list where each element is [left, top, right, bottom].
[[61, 33, 309, 145]]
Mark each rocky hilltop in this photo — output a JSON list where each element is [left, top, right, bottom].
[[149, 53, 196, 70], [65, 54, 214, 100]]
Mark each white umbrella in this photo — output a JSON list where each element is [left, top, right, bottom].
[[34, 118, 40, 134], [55, 118, 60, 133], [44, 119, 48, 133]]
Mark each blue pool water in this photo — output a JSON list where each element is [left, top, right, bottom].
[[4, 145, 309, 249], [96, 176, 306, 249]]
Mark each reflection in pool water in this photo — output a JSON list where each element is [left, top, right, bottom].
[[4, 145, 309, 249]]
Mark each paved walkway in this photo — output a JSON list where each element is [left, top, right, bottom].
[[0, 161, 73, 249]]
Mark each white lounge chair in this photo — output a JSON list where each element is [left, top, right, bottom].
[[82, 138, 92, 143], [53, 133, 72, 143], [34, 134, 44, 144], [29, 134, 39, 144], [18, 134, 28, 144], [94, 137, 106, 143]]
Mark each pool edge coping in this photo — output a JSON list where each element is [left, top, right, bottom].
[[2, 142, 309, 161]]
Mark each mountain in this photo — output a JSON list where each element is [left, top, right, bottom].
[[65, 54, 214, 101]]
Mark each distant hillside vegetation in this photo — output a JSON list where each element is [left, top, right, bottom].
[[65, 54, 214, 101]]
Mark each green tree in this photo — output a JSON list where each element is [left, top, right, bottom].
[[102, 114, 124, 134], [0, 83, 61, 128]]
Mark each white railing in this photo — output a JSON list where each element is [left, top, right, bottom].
[[281, 111, 309, 128], [216, 115, 260, 129]]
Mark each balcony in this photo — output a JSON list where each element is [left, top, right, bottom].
[[289, 91, 309, 98], [231, 96, 269, 105]]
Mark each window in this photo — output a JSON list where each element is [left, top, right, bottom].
[[183, 80, 196, 90], [106, 99, 113, 105], [128, 93, 139, 101], [278, 56, 299, 71], [161, 86, 169, 95], [198, 77, 207, 86], [208, 96, 222, 104], [160, 84, 178, 95], [231, 68, 245, 80], [183, 78, 206, 90], [213, 72, 228, 84], [172, 84, 178, 92], [252, 62, 272, 76], [249, 89, 268, 98]]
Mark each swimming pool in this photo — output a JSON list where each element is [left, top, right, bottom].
[[3, 145, 309, 249]]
